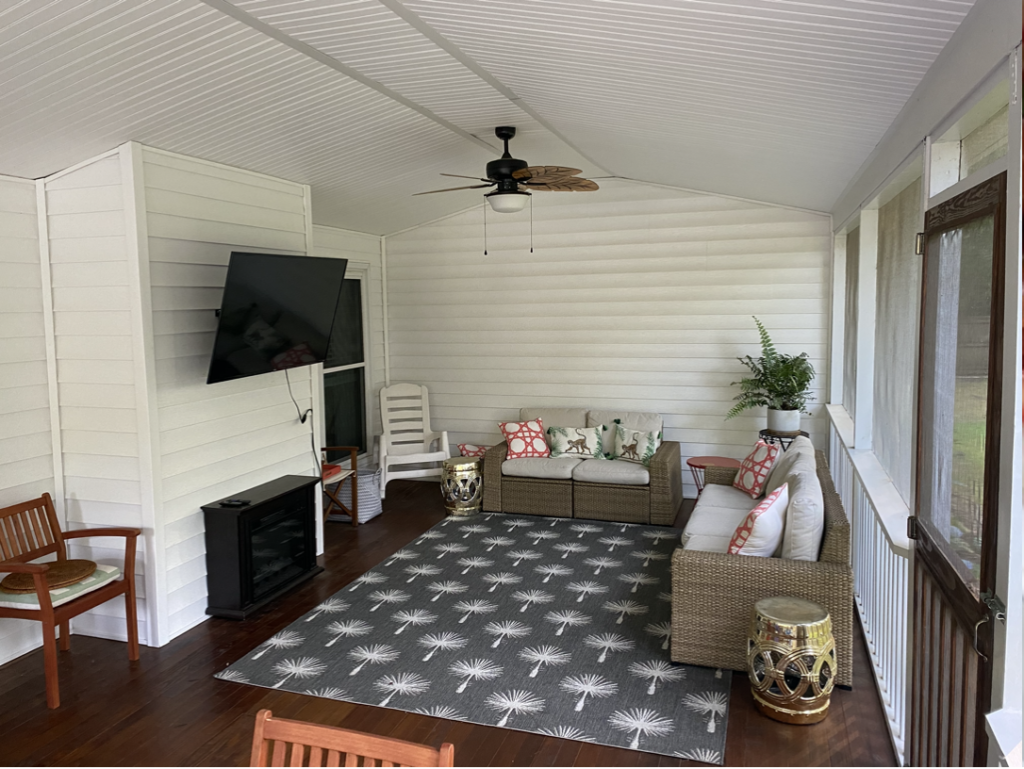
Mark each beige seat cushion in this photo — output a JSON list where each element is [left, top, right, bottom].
[[587, 410, 663, 433], [681, 484, 755, 553], [572, 458, 650, 486], [520, 407, 588, 429], [502, 457, 582, 480]]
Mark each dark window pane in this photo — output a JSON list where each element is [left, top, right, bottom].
[[325, 368, 366, 457], [325, 279, 364, 369]]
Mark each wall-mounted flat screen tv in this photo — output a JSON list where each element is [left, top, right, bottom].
[[206, 252, 348, 385]]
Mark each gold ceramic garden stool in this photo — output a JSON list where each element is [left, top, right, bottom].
[[747, 596, 836, 725], [440, 456, 483, 516]]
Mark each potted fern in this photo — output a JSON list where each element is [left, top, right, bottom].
[[727, 317, 815, 432]]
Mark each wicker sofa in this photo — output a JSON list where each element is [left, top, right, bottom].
[[481, 407, 683, 525], [670, 448, 854, 687]]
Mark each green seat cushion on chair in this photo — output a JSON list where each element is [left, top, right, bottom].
[[0, 563, 121, 610]]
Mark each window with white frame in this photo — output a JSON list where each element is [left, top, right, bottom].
[[323, 273, 370, 461]]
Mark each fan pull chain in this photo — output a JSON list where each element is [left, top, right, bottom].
[[530, 194, 534, 253], [483, 200, 488, 256]]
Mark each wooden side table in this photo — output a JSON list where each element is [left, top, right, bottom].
[[686, 456, 742, 497]]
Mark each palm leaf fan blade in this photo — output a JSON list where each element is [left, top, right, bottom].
[[413, 183, 494, 196]]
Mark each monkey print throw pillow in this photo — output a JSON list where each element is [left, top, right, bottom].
[[546, 425, 607, 459], [610, 421, 662, 466]]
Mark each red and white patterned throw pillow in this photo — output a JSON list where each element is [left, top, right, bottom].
[[733, 439, 780, 498], [498, 419, 550, 459], [729, 483, 789, 556], [458, 443, 490, 458]]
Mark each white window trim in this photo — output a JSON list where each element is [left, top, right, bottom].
[[321, 267, 372, 465]]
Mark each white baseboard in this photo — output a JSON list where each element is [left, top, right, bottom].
[[0, 623, 44, 667]]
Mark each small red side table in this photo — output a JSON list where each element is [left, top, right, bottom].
[[687, 456, 742, 497]]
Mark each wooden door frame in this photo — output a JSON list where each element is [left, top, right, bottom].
[[911, 171, 1007, 765]]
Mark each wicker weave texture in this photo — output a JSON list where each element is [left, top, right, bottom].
[[670, 450, 854, 687], [671, 549, 854, 686], [482, 443, 508, 512], [649, 441, 683, 525], [501, 477, 573, 517], [703, 465, 739, 487], [479, 440, 682, 525], [573, 483, 649, 524]]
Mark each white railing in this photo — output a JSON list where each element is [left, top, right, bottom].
[[826, 405, 910, 765]]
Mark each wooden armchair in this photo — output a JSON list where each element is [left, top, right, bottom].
[[250, 709, 455, 767], [0, 492, 140, 708], [321, 446, 359, 526]]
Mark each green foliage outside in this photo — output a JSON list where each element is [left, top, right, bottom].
[[727, 317, 816, 419], [949, 377, 987, 582]]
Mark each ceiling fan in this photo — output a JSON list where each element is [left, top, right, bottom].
[[415, 126, 599, 212]]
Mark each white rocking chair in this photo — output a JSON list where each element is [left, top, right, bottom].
[[377, 383, 450, 498]]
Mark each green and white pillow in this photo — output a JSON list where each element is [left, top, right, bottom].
[[0, 563, 121, 610], [610, 421, 662, 466], [547, 425, 608, 459]]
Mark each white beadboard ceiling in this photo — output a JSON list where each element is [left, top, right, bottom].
[[0, 0, 975, 234]]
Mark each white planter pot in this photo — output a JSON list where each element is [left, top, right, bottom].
[[767, 409, 801, 433]]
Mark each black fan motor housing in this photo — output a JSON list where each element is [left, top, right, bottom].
[[486, 156, 528, 192]]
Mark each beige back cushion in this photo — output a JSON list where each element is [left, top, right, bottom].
[[781, 457, 825, 561], [520, 407, 588, 429], [763, 436, 814, 497], [586, 410, 663, 433]]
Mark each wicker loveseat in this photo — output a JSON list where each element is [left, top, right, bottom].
[[670, 449, 854, 686], [481, 407, 683, 525]]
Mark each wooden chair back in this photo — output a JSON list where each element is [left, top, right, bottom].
[[0, 492, 66, 564], [250, 710, 454, 767]]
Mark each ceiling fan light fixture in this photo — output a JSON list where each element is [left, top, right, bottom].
[[486, 190, 531, 213]]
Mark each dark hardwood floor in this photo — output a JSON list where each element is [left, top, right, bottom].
[[0, 481, 896, 767]]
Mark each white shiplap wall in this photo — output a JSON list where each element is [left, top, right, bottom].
[[386, 182, 832, 497], [141, 146, 321, 639], [310, 225, 385, 439], [0, 175, 53, 665], [43, 152, 152, 644]]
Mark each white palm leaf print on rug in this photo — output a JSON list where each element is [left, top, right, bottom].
[[214, 513, 730, 764]]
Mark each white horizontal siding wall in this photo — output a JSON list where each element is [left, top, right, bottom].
[[43, 152, 152, 644], [311, 225, 385, 439], [386, 182, 832, 498], [0, 175, 54, 665], [141, 146, 319, 639]]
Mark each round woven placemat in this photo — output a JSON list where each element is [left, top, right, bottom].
[[0, 559, 97, 594]]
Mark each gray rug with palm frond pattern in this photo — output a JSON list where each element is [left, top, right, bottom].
[[215, 513, 730, 764]]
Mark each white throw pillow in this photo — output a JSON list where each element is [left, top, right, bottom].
[[610, 422, 662, 465], [780, 466, 825, 561], [547, 425, 608, 459], [728, 483, 789, 557]]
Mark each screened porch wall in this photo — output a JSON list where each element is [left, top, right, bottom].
[[872, 179, 922, 506]]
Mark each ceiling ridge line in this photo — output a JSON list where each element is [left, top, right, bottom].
[[197, 0, 498, 156], [572, 176, 831, 217], [374, 0, 614, 177]]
